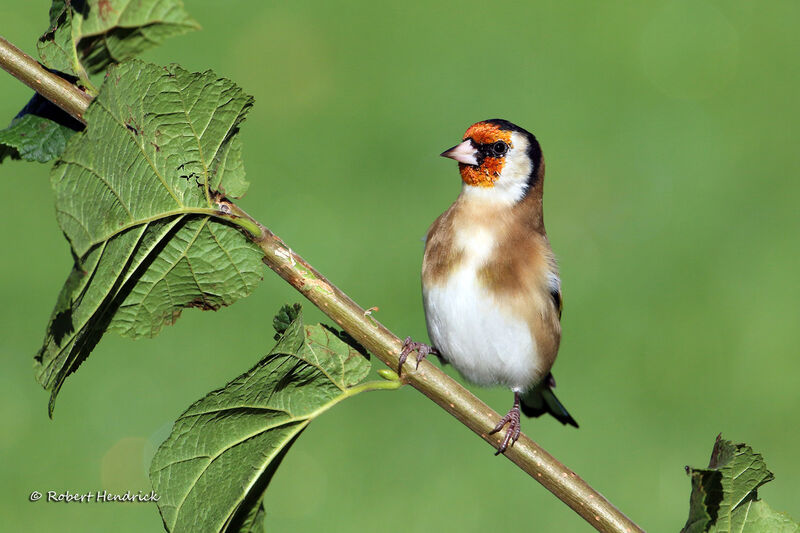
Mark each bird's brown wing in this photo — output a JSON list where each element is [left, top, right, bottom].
[[550, 285, 562, 320]]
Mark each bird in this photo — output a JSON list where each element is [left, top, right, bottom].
[[399, 119, 578, 454]]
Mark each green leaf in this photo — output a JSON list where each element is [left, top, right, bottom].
[[0, 93, 83, 164], [236, 501, 265, 533], [54, 59, 255, 257], [37, 0, 84, 82], [38, 0, 199, 82], [150, 306, 374, 533], [0, 115, 73, 163], [272, 302, 301, 339], [681, 436, 800, 533], [35, 60, 263, 415]]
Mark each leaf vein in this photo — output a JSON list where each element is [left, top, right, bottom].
[[92, 98, 183, 206]]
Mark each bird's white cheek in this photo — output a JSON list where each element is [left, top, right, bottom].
[[502, 149, 532, 183]]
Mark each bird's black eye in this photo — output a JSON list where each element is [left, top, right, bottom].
[[491, 140, 508, 157]]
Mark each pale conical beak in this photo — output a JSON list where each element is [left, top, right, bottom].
[[440, 140, 478, 166]]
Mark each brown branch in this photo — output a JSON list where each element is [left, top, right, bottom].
[[0, 36, 92, 124], [0, 37, 644, 533]]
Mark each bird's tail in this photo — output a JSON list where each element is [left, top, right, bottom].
[[520, 373, 579, 428]]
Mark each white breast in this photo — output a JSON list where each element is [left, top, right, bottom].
[[422, 228, 541, 392]]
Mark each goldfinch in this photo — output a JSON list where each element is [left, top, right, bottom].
[[400, 119, 578, 454]]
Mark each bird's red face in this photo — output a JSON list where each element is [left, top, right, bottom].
[[441, 121, 513, 187]]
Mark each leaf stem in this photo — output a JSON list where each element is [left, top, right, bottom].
[[0, 36, 93, 124], [76, 206, 262, 253], [0, 37, 643, 533], [346, 379, 403, 396], [216, 209, 263, 239]]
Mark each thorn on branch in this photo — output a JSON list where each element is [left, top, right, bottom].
[[364, 306, 379, 326]]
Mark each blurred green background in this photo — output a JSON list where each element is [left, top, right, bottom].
[[2, 1, 798, 531]]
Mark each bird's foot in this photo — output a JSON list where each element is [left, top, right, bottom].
[[398, 337, 437, 374], [489, 392, 522, 455]]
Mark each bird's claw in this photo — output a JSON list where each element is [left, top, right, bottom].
[[398, 337, 437, 374], [489, 398, 522, 455]]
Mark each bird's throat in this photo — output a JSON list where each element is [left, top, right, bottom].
[[459, 163, 500, 187]]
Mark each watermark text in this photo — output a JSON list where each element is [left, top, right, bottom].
[[29, 490, 159, 503]]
